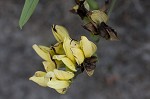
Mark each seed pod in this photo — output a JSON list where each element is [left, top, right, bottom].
[[89, 10, 108, 24]]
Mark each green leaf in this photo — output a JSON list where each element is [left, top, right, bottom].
[[19, 0, 39, 29], [86, 0, 99, 10], [108, 0, 117, 17]]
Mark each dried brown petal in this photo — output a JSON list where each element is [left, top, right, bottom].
[[83, 22, 98, 35], [98, 22, 119, 41], [82, 56, 97, 76], [71, 0, 89, 19]]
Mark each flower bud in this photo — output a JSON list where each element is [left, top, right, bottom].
[[90, 10, 108, 24], [82, 56, 97, 76]]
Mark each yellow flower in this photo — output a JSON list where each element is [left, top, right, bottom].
[[52, 42, 65, 55], [80, 36, 97, 58], [90, 10, 108, 24], [29, 71, 49, 87], [31, 24, 98, 94], [52, 25, 70, 42], [46, 69, 74, 94], [30, 68, 74, 94], [29, 58, 57, 87]]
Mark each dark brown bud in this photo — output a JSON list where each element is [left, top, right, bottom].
[[82, 56, 97, 76]]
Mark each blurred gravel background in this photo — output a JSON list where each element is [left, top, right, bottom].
[[0, 0, 150, 99]]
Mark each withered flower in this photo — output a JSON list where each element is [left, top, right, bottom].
[[70, 0, 89, 19], [81, 56, 97, 76]]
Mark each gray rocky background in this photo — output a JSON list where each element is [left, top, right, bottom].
[[0, 0, 150, 99]]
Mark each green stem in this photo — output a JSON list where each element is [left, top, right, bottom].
[[108, 0, 117, 17]]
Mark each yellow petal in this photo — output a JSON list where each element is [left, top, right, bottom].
[[41, 46, 55, 56], [32, 44, 51, 61], [61, 57, 77, 72], [47, 80, 70, 89], [29, 76, 49, 87], [34, 71, 46, 77], [80, 36, 97, 58], [53, 55, 66, 69], [90, 10, 108, 24], [45, 71, 56, 80], [70, 40, 80, 48], [54, 69, 74, 80], [53, 55, 66, 60], [55, 88, 67, 94], [55, 60, 64, 69], [52, 25, 70, 42], [29, 71, 48, 87], [42, 61, 56, 72], [71, 48, 84, 65], [63, 37, 75, 62], [38, 45, 50, 52], [53, 55, 76, 72], [51, 55, 64, 68], [52, 42, 65, 55], [39, 45, 55, 56]]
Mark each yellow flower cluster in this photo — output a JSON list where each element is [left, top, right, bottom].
[[29, 25, 97, 94]]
